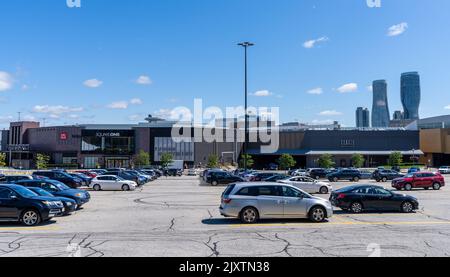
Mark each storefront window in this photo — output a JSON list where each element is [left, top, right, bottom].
[[81, 130, 135, 155]]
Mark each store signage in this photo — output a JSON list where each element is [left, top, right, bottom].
[[96, 132, 121, 138], [60, 132, 69, 141]]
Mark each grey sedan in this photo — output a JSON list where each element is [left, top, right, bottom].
[[220, 182, 333, 224]]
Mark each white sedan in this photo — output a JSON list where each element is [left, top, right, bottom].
[[90, 176, 138, 191], [278, 176, 332, 194]]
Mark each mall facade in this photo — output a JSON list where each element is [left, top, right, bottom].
[[0, 120, 422, 169]]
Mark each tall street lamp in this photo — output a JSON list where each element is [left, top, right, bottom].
[[238, 42, 254, 171]]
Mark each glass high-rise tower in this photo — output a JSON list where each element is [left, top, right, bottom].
[[401, 72, 421, 120], [356, 107, 370, 128], [372, 80, 390, 127]]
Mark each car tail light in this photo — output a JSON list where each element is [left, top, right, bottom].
[[222, 198, 232, 204], [337, 193, 346, 200]]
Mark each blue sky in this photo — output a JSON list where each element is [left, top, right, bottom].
[[1, 0, 449, 128]]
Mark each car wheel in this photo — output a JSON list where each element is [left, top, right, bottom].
[[211, 181, 219, 186], [382, 177, 388, 182], [333, 177, 338, 182], [122, 184, 130, 191], [433, 183, 441, 190], [93, 184, 101, 191], [21, 209, 41, 226], [404, 183, 413, 191], [353, 177, 360, 182], [401, 201, 414, 213], [350, 202, 363, 213], [309, 206, 326, 223], [240, 207, 259, 224], [376, 179, 381, 183], [319, 186, 329, 194]]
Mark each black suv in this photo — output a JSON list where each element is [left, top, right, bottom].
[[0, 184, 64, 226], [32, 171, 83, 188], [207, 171, 244, 186], [372, 169, 404, 182], [327, 169, 362, 182], [0, 175, 33, 184], [308, 168, 329, 180]]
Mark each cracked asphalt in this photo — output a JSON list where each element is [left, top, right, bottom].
[[1, 175, 450, 257]]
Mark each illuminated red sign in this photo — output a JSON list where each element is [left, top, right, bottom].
[[60, 132, 69, 141]]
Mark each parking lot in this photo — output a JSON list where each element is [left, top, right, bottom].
[[1, 174, 450, 257]]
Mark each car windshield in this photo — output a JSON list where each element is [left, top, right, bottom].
[[116, 176, 126, 181], [50, 181, 71, 190], [32, 188, 54, 197], [405, 174, 414, 178], [13, 186, 39, 198]]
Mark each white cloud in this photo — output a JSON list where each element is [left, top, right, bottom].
[[130, 98, 143, 105], [367, 85, 373, 92], [128, 114, 143, 121], [253, 90, 273, 97], [307, 87, 323, 95], [32, 105, 84, 115], [0, 115, 14, 123], [303, 37, 329, 49], [83, 79, 103, 88], [319, 110, 343, 116], [154, 108, 192, 122], [444, 105, 450, 110], [387, 22, 408, 37], [311, 119, 335, 125], [107, 101, 129, 109], [337, 83, 358, 93], [135, 75, 152, 85], [0, 71, 13, 92]]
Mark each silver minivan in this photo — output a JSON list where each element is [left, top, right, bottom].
[[220, 182, 333, 223]]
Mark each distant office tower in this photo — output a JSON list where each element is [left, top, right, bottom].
[[372, 80, 390, 127], [356, 107, 370, 128], [393, 110, 404, 120], [401, 72, 421, 120]]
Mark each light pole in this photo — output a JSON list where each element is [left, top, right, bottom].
[[238, 42, 254, 171]]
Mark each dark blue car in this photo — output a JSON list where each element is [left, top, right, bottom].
[[0, 184, 64, 226], [26, 186, 77, 215], [15, 180, 90, 208]]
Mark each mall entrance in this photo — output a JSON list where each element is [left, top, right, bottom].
[[105, 157, 131, 169]]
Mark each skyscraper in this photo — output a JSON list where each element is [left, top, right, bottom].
[[401, 72, 421, 120], [372, 80, 390, 127], [356, 107, 370, 128], [393, 110, 404, 120]]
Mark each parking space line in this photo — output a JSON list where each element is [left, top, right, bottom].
[[230, 221, 450, 228], [0, 226, 60, 232]]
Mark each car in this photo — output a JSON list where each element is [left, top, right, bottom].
[[15, 179, 91, 208], [32, 171, 83, 188], [392, 172, 445, 191], [249, 172, 278, 182], [408, 167, 421, 174], [372, 170, 404, 182], [207, 171, 244, 186], [124, 170, 150, 183], [438, 166, 450, 174], [187, 169, 198, 176], [90, 175, 138, 191], [102, 170, 144, 186], [26, 186, 77, 215], [139, 169, 158, 180], [262, 174, 289, 182], [89, 169, 108, 175], [202, 169, 225, 182], [68, 173, 92, 186], [359, 170, 374, 180], [220, 183, 333, 223], [137, 170, 157, 181], [0, 175, 33, 184], [75, 170, 98, 178], [0, 184, 64, 226], [330, 185, 419, 213], [268, 163, 279, 171], [307, 168, 329, 180], [164, 168, 183, 177], [327, 169, 362, 182], [277, 176, 333, 194], [291, 169, 308, 177]]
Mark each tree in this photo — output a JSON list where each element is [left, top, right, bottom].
[[207, 155, 220, 168], [352, 154, 365, 168], [388, 152, 403, 167], [318, 154, 335, 169], [35, 153, 50, 170], [0, 153, 6, 167], [133, 150, 151, 168], [239, 154, 254, 169], [160, 153, 174, 169], [277, 154, 296, 170]]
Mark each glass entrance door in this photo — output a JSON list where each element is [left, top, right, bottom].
[[105, 158, 130, 169]]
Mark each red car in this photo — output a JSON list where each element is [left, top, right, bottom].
[[75, 170, 97, 178], [392, 172, 445, 191]]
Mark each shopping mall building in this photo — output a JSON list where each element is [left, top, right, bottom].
[[0, 118, 425, 169]]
